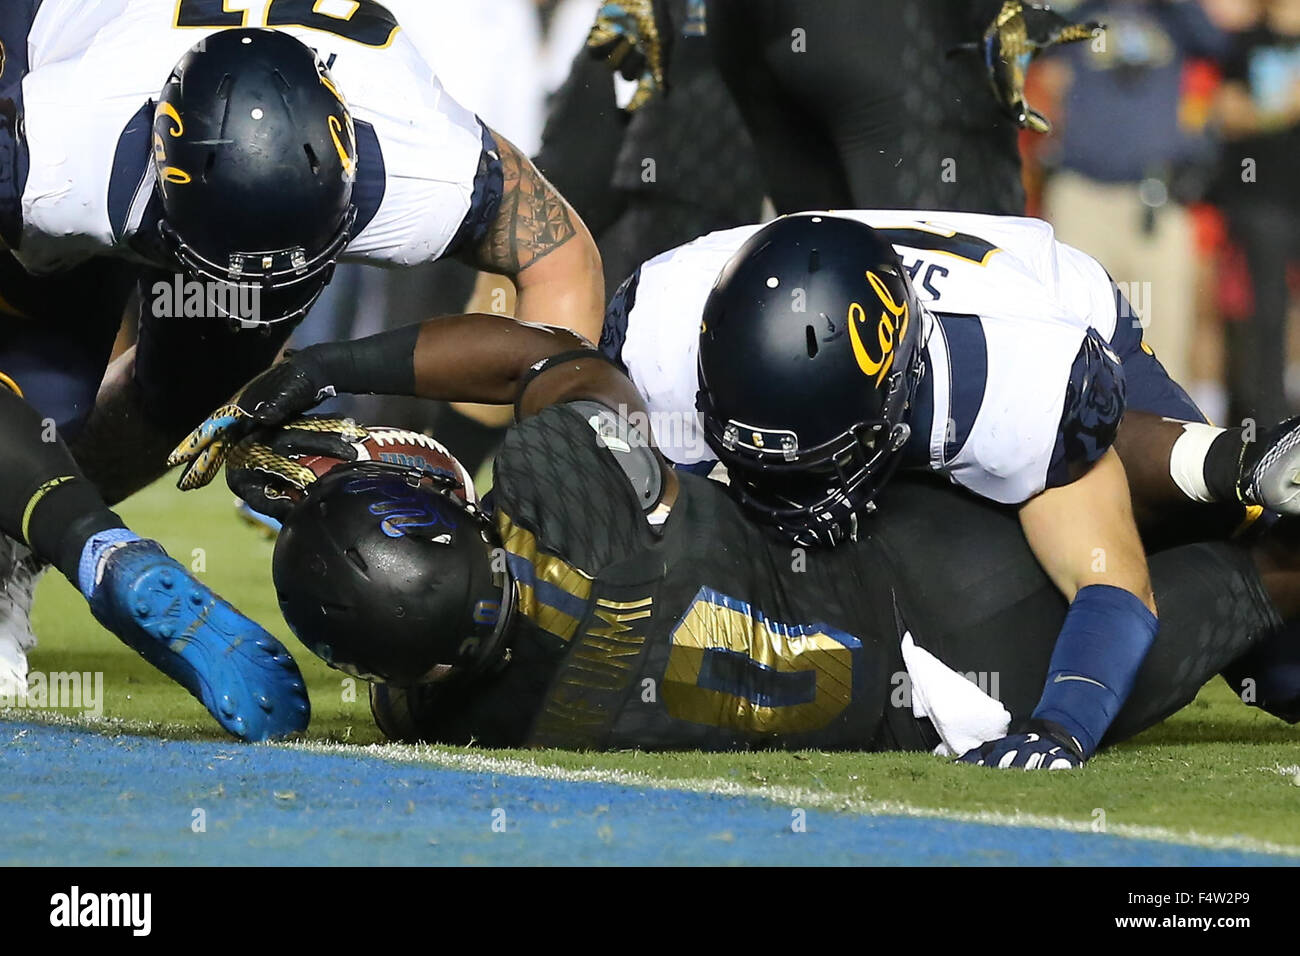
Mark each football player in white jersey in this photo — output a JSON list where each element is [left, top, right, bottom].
[[0, 1, 603, 736], [593, 211, 1300, 767], [598, 211, 1300, 537]]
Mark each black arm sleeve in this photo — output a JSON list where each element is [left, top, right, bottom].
[[296, 321, 422, 397]]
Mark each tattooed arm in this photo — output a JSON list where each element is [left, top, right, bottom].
[[464, 130, 605, 343]]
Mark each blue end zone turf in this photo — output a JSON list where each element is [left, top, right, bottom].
[[0, 723, 1291, 866]]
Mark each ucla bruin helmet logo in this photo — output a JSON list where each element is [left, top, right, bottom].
[[848, 271, 910, 385]]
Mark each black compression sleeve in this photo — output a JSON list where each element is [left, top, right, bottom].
[[0, 389, 126, 583], [296, 321, 423, 397]]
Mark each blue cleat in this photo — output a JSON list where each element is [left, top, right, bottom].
[[86, 540, 309, 741]]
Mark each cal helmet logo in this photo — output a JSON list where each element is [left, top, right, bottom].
[[328, 114, 358, 182], [848, 271, 910, 385], [317, 65, 358, 182], [153, 101, 192, 186]]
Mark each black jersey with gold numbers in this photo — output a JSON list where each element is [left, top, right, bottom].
[[437, 401, 907, 751], [390, 401, 1286, 754]]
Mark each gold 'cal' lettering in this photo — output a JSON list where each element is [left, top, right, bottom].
[[318, 71, 348, 108], [328, 114, 358, 181], [847, 271, 910, 385], [154, 103, 186, 168], [159, 102, 185, 138]]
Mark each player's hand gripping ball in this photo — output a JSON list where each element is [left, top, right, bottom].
[[167, 351, 336, 490], [224, 416, 477, 521]]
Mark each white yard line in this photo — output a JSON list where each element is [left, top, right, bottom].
[[287, 737, 1300, 859], [8, 710, 1297, 858]]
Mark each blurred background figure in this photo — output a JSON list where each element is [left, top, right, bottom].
[[395, 0, 548, 155], [536, 0, 767, 294], [1213, 0, 1300, 425], [705, 0, 1051, 215], [1038, 0, 1228, 405], [540, 0, 613, 93]]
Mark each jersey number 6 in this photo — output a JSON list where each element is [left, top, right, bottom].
[[175, 0, 400, 48]]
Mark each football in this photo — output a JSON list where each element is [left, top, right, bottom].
[[295, 427, 478, 503]]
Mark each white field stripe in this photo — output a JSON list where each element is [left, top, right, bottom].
[[283, 738, 1300, 859], [8, 709, 1297, 858]]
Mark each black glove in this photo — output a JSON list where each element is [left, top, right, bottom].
[[224, 416, 372, 520], [957, 718, 1087, 770], [1237, 415, 1300, 515], [168, 351, 337, 490]]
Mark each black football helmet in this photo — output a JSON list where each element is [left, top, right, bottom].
[[697, 214, 927, 546], [153, 28, 358, 327], [272, 462, 513, 685]]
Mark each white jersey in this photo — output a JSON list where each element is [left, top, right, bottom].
[[386, 0, 546, 154], [14, 0, 491, 274], [605, 210, 1129, 505]]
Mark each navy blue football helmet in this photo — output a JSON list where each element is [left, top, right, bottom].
[[153, 29, 358, 326], [697, 214, 927, 546]]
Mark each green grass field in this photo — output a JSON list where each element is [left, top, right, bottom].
[[21, 477, 1300, 855]]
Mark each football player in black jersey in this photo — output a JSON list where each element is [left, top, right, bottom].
[[0, 6, 605, 734], [171, 313, 1300, 766]]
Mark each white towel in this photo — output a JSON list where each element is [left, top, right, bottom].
[[900, 631, 1011, 757]]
